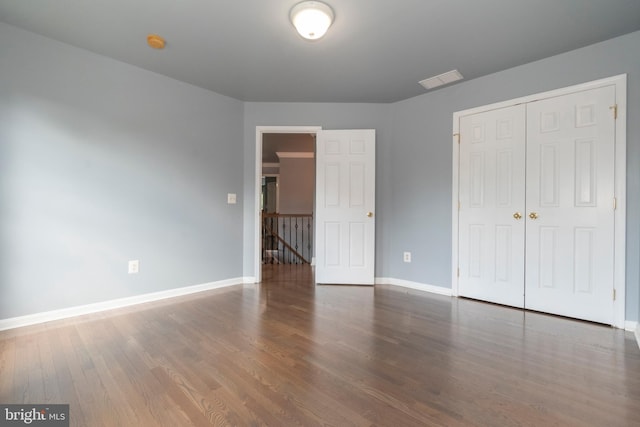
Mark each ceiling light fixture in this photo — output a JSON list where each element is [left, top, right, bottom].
[[290, 1, 334, 40]]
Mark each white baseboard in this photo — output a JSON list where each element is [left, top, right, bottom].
[[4, 275, 633, 346], [627, 322, 640, 349], [375, 277, 453, 296], [377, 282, 636, 341], [0, 277, 245, 332], [624, 321, 637, 331]]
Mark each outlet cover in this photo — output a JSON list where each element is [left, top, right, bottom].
[[227, 193, 237, 204], [403, 252, 411, 263], [128, 260, 139, 274]]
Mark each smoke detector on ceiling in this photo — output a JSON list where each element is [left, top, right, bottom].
[[147, 34, 166, 49], [419, 69, 463, 90]]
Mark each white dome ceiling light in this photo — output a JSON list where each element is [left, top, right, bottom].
[[290, 1, 334, 40]]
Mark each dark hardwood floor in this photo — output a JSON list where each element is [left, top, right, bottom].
[[1, 265, 639, 426]]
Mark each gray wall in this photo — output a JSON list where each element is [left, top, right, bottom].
[[0, 24, 245, 319], [278, 157, 314, 214], [2, 22, 638, 324], [389, 30, 640, 321], [243, 31, 640, 323], [243, 103, 393, 278]]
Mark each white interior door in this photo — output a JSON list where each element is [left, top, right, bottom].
[[525, 86, 616, 324], [315, 129, 375, 284], [458, 105, 526, 307]]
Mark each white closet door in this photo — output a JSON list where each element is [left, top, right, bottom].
[[525, 86, 616, 324], [458, 105, 526, 307]]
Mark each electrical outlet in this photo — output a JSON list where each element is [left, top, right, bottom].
[[403, 252, 411, 263], [227, 193, 237, 204], [128, 260, 139, 274]]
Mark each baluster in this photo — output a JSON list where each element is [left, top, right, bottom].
[[264, 215, 267, 264], [266, 215, 270, 264], [294, 217, 299, 264], [307, 216, 312, 262], [267, 215, 271, 264], [289, 216, 293, 264], [273, 216, 278, 264], [272, 215, 277, 264], [281, 216, 287, 264]]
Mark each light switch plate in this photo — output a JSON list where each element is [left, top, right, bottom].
[[227, 193, 237, 204]]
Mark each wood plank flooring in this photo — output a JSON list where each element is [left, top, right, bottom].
[[1, 265, 639, 426]]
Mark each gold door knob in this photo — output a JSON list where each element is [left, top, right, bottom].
[[367, 212, 374, 218], [529, 212, 539, 220], [513, 212, 522, 220]]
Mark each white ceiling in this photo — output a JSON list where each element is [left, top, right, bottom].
[[1, 0, 640, 103]]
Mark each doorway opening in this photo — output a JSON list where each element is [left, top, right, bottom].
[[254, 126, 321, 283]]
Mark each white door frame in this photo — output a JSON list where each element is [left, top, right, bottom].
[[254, 126, 322, 283], [451, 74, 627, 328]]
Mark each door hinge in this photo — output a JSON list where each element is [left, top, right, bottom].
[[613, 289, 616, 301], [453, 133, 460, 144], [613, 197, 617, 210], [457, 268, 460, 277], [610, 104, 618, 120]]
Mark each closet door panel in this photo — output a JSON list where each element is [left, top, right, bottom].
[[525, 85, 616, 324], [458, 105, 526, 307]]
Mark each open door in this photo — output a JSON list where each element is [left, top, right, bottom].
[[315, 129, 375, 284]]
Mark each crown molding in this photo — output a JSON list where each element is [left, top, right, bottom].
[[276, 152, 314, 159]]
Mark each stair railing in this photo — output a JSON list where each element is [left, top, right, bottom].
[[262, 213, 313, 264]]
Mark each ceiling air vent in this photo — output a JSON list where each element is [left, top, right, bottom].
[[419, 69, 463, 90]]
